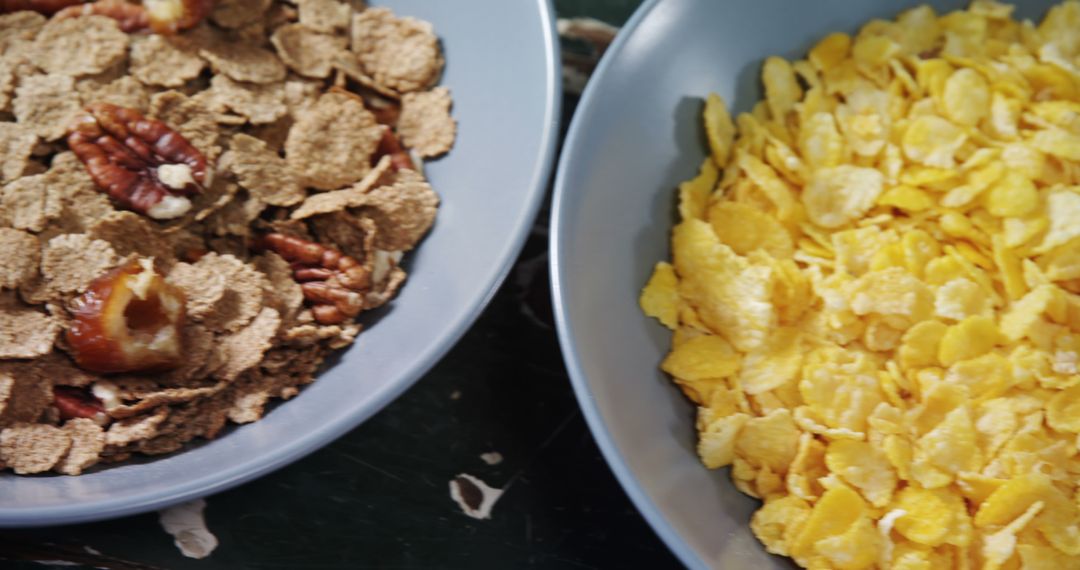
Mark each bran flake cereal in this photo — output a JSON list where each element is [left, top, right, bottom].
[[0, 0, 454, 475], [640, 2, 1080, 568], [271, 23, 348, 79], [285, 90, 383, 190], [349, 7, 443, 94], [398, 87, 456, 158]]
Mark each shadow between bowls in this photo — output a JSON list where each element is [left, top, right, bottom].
[[549, 0, 1057, 568], [0, 0, 561, 528]]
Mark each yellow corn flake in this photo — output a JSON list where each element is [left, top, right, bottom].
[[899, 320, 948, 370], [894, 486, 967, 547], [825, 439, 897, 507], [853, 32, 900, 68], [1000, 284, 1059, 341], [1046, 384, 1080, 433], [697, 411, 750, 469], [942, 162, 1004, 209], [993, 234, 1028, 301], [938, 315, 1001, 366], [739, 327, 803, 395], [835, 89, 891, 157], [767, 256, 812, 325], [735, 408, 800, 473], [849, 267, 934, 321], [677, 158, 718, 222], [1002, 214, 1048, 250], [975, 472, 1055, 528], [703, 93, 736, 168], [809, 32, 852, 72], [902, 230, 942, 279], [1017, 539, 1080, 569], [832, 226, 899, 276], [984, 171, 1039, 218], [878, 185, 934, 212], [707, 201, 793, 258], [802, 165, 884, 228], [947, 352, 1012, 401], [672, 219, 776, 351], [1029, 127, 1080, 161], [800, 348, 885, 434], [660, 333, 740, 381], [934, 277, 991, 320], [902, 115, 968, 168], [799, 112, 848, 169], [989, 92, 1021, 138], [815, 515, 881, 570], [1040, 238, 1080, 282], [789, 485, 868, 561], [910, 381, 969, 435], [916, 405, 984, 478], [982, 501, 1045, 570], [943, 68, 991, 126], [739, 153, 798, 221], [787, 432, 828, 501], [640, 262, 679, 330], [1036, 189, 1080, 254], [957, 471, 1007, 506], [750, 495, 811, 556], [762, 56, 802, 120]]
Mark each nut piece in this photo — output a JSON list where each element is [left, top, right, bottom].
[[67, 103, 206, 220], [53, 386, 107, 424], [66, 259, 187, 374], [50, 0, 213, 33], [375, 127, 414, 171], [257, 233, 370, 325]]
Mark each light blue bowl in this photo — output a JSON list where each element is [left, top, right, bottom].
[[0, 0, 560, 527], [551, 0, 1058, 567]]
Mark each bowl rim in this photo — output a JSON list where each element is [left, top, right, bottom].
[[549, 0, 706, 568], [2, 0, 561, 528]]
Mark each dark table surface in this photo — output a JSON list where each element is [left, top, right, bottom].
[[2, 1, 684, 569]]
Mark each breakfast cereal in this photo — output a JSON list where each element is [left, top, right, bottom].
[[0, 0, 456, 475], [641, 1, 1080, 567]]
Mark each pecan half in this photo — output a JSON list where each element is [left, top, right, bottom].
[[257, 233, 371, 325], [35, 0, 214, 33], [67, 103, 206, 220], [53, 386, 108, 424], [66, 259, 187, 373]]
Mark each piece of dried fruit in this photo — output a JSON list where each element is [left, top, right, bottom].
[[67, 102, 206, 220], [66, 259, 186, 373], [256, 233, 370, 325]]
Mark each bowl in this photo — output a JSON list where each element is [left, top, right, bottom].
[[0, 0, 560, 527], [550, 0, 1059, 567]]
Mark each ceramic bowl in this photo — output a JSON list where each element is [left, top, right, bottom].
[[0, 0, 560, 527], [550, 0, 1057, 567]]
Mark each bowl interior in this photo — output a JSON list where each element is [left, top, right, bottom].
[[0, 0, 559, 527], [551, 0, 1058, 567]]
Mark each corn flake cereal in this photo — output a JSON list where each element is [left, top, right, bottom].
[[639, 2, 1080, 567]]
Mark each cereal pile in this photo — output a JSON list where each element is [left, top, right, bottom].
[[640, 1, 1080, 568], [0, 0, 455, 475]]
